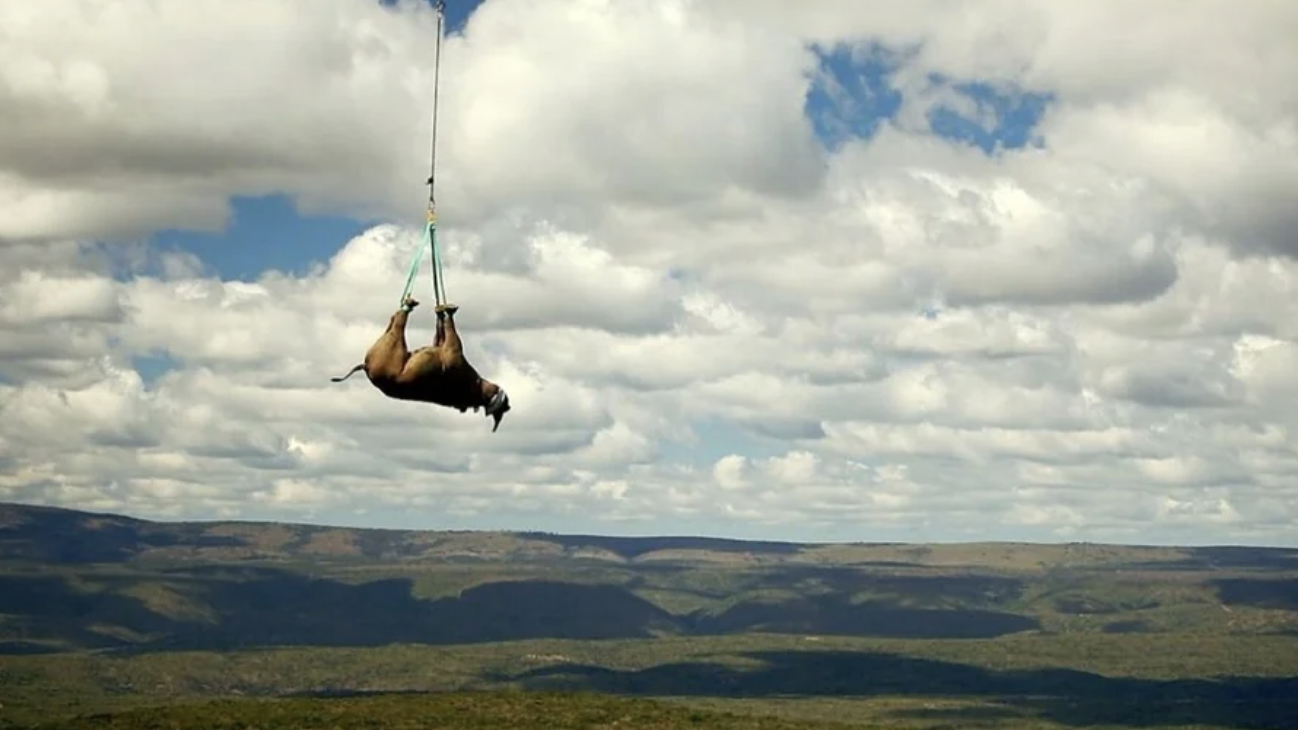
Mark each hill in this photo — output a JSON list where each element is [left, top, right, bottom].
[[10, 500, 1298, 569], [3, 502, 1298, 729], [2, 501, 1297, 656]]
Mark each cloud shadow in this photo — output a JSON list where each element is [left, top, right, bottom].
[[499, 649, 1298, 730]]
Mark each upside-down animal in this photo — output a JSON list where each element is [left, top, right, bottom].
[[331, 296, 511, 431]]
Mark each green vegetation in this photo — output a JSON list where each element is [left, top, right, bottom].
[[24, 693, 856, 730], [3, 503, 1298, 730], [6, 634, 1298, 729]]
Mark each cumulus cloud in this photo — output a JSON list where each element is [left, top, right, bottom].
[[2, 0, 1297, 545]]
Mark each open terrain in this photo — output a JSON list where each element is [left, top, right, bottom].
[[2, 502, 1297, 729]]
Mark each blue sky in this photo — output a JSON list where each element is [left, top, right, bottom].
[[146, 11, 1052, 286], [10, 0, 1293, 546], [136, 10, 1054, 476], [119, 0, 1059, 541]]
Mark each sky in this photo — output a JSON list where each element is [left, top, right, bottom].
[[2, 0, 1298, 547]]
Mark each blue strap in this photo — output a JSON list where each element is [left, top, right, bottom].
[[430, 221, 445, 304], [400, 220, 445, 306]]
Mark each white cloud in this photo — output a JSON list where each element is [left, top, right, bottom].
[[443, 0, 829, 214], [2, 0, 1297, 546]]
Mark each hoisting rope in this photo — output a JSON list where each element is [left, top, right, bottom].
[[401, 0, 448, 309]]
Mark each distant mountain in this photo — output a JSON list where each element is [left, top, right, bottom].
[[2, 502, 1296, 655], [0, 501, 815, 566], [8, 501, 1297, 568]]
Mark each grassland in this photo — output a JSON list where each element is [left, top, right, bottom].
[[25, 693, 858, 730], [5, 633, 1298, 729], [3, 503, 1298, 730]]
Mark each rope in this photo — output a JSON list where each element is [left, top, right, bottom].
[[427, 0, 445, 209], [403, 0, 448, 308]]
